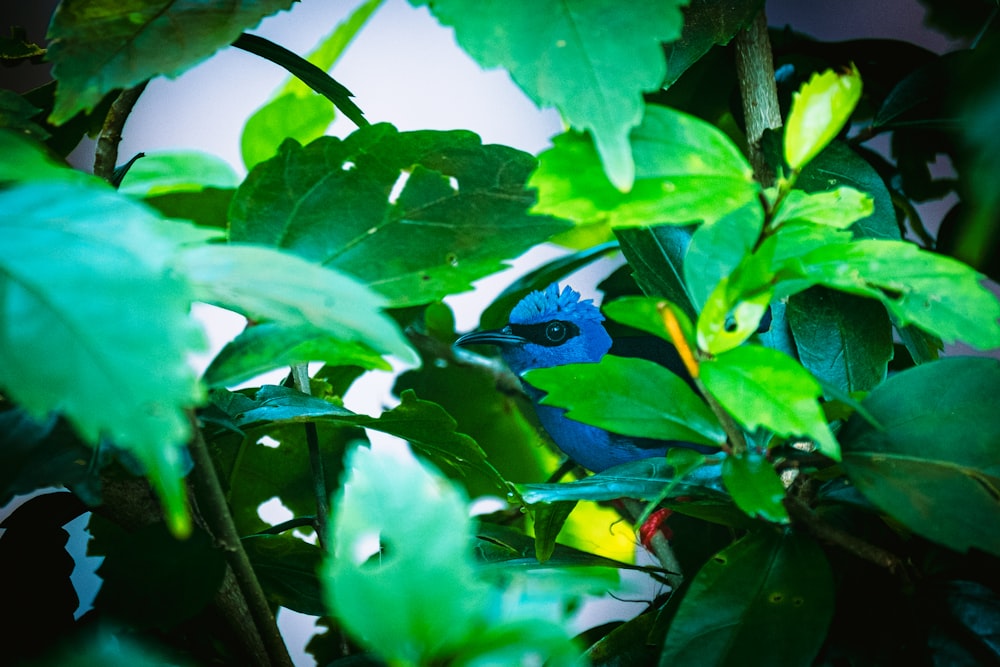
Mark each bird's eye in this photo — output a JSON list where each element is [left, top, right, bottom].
[[545, 321, 568, 343]]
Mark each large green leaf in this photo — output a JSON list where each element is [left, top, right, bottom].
[[47, 0, 296, 123], [700, 345, 840, 459], [204, 322, 390, 388], [229, 125, 569, 306], [531, 105, 758, 230], [839, 357, 1000, 557], [683, 204, 764, 310], [173, 243, 417, 365], [788, 239, 1000, 350], [0, 182, 210, 536], [411, 0, 688, 190], [660, 530, 834, 666], [615, 225, 699, 320], [787, 288, 893, 393], [524, 355, 726, 447], [324, 445, 580, 666], [240, 0, 384, 169], [0, 129, 96, 186]]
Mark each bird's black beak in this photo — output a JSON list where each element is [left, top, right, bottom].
[[454, 327, 527, 348]]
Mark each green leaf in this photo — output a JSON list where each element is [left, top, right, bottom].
[[839, 357, 1000, 557], [47, 0, 296, 123], [243, 533, 325, 616], [240, 0, 383, 169], [0, 182, 209, 536], [117, 150, 239, 197], [524, 356, 725, 447], [173, 243, 417, 366], [0, 90, 50, 142], [700, 345, 840, 459], [603, 295, 697, 350], [520, 457, 727, 504], [683, 204, 765, 310], [531, 501, 578, 564], [721, 453, 789, 523], [220, 385, 508, 494], [0, 129, 97, 186], [411, 0, 689, 190], [531, 106, 758, 229], [614, 225, 699, 321], [796, 140, 899, 241], [789, 239, 1000, 350], [772, 186, 874, 229], [784, 64, 863, 171], [90, 517, 227, 630], [204, 322, 391, 388], [697, 275, 772, 355], [786, 288, 893, 393], [660, 530, 834, 666], [662, 0, 764, 89], [229, 126, 569, 306], [324, 445, 579, 666]]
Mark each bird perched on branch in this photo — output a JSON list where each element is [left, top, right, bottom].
[[455, 283, 712, 472]]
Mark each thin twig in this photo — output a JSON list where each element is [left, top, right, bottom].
[[783, 496, 908, 576], [290, 363, 330, 550], [94, 81, 148, 183], [188, 412, 295, 667], [734, 10, 782, 187]]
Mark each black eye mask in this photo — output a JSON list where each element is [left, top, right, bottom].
[[508, 320, 581, 347]]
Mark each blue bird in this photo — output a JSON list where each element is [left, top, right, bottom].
[[455, 283, 712, 473]]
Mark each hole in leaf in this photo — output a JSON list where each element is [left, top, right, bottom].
[[388, 171, 410, 204], [793, 597, 805, 607], [445, 252, 459, 267], [256, 435, 280, 448], [351, 530, 382, 566], [713, 555, 727, 565], [769, 592, 784, 604], [342, 160, 355, 171], [447, 175, 459, 191]]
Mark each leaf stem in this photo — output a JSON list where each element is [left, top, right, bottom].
[[622, 499, 683, 592], [290, 363, 330, 550], [188, 412, 295, 667], [734, 9, 782, 187], [93, 81, 148, 183]]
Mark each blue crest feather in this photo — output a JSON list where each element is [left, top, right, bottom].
[[509, 283, 604, 325]]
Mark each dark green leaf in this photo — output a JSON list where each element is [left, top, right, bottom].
[[603, 295, 697, 351], [0, 181, 212, 536], [796, 140, 899, 241], [700, 345, 840, 459], [873, 52, 966, 130], [662, 0, 764, 89], [520, 457, 727, 504], [0, 409, 99, 507], [721, 453, 789, 523], [0, 129, 97, 186], [615, 225, 699, 321], [787, 287, 893, 393], [525, 355, 726, 447], [585, 611, 659, 666], [47, 0, 296, 123], [90, 517, 227, 630], [531, 106, 758, 229], [173, 243, 417, 365], [660, 530, 834, 666], [144, 187, 234, 228], [0, 90, 49, 141], [230, 126, 569, 306], [240, 0, 383, 168], [243, 533, 325, 616], [232, 33, 366, 129], [839, 357, 1000, 556], [411, 0, 689, 190], [789, 239, 1000, 350], [204, 322, 390, 388], [531, 501, 577, 564]]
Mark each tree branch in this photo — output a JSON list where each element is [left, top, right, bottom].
[[94, 82, 148, 183], [188, 412, 295, 667], [734, 10, 782, 187]]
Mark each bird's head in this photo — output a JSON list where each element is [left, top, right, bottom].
[[455, 283, 613, 376]]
